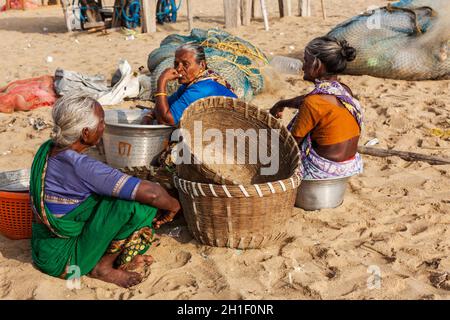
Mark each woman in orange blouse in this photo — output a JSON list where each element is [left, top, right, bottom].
[[270, 36, 364, 179]]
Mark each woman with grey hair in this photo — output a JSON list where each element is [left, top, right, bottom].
[[270, 36, 364, 180], [30, 93, 180, 288], [142, 43, 237, 125]]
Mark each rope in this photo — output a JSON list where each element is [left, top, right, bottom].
[[200, 30, 269, 65]]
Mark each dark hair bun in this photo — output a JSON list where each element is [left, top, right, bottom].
[[339, 40, 356, 62]]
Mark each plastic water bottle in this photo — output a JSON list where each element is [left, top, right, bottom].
[[269, 55, 303, 75]]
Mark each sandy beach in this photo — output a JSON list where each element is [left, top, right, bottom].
[[0, 0, 449, 300]]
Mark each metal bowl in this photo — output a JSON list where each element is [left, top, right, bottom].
[[0, 169, 30, 192], [103, 110, 174, 168], [295, 176, 350, 211]]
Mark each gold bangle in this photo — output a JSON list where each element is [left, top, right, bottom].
[[154, 92, 168, 97]]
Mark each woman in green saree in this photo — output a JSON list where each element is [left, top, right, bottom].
[[30, 93, 180, 288]]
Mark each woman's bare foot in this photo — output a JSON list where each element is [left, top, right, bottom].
[[89, 254, 143, 288], [119, 254, 154, 272]]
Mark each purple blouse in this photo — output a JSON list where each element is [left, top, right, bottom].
[[44, 149, 140, 216]]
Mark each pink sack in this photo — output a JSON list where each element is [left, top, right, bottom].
[[1, 0, 39, 11], [0, 75, 57, 113]]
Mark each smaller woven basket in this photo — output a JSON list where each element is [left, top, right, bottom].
[[174, 173, 301, 249]]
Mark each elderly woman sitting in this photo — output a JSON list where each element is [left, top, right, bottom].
[[142, 43, 237, 125], [270, 36, 363, 179], [30, 93, 180, 288]]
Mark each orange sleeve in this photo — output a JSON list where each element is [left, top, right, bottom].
[[290, 96, 320, 139]]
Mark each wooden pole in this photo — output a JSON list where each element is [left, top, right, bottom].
[[186, 0, 194, 30], [224, 0, 241, 29], [321, 0, 327, 19], [358, 146, 450, 165], [141, 0, 156, 33], [112, 0, 121, 27], [260, 0, 269, 31], [299, 0, 310, 17], [252, 0, 262, 19], [278, 0, 292, 17], [241, 0, 252, 26]]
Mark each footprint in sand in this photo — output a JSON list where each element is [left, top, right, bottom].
[[148, 272, 198, 295], [408, 222, 429, 236], [173, 251, 192, 268], [0, 276, 12, 298]]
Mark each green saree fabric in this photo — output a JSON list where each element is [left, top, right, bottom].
[[30, 140, 157, 278]]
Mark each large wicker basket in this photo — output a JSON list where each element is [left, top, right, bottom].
[[174, 96, 301, 248], [174, 173, 301, 249], [176, 97, 300, 185]]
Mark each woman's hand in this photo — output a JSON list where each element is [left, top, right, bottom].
[[270, 96, 306, 119], [270, 101, 286, 119], [141, 110, 155, 125], [134, 180, 181, 226], [153, 209, 180, 229], [158, 68, 181, 84]]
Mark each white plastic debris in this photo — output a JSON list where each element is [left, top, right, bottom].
[[46, 56, 53, 63], [43, 27, 48, 33], [74, 39, 80, 44], [125, 35, 135, 41], [365, 138, 379, 146], [168, 226, 182, 238], [288, 45, 296, 51], [270, 55, 303, 75]]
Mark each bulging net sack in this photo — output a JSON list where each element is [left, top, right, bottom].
[[327, 0, 450, 80]]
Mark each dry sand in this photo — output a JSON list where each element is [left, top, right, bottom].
[[1, 0, 450, 300]]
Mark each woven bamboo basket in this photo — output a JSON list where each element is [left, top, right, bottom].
[[176, 96, 300, 185], [174, 173, 301, 249], [174, 96, 302, 248]]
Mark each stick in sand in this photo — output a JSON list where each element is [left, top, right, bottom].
[[358, 146, 450, 165], [321, 0, 327, 19], [260, 0, 270, 31]]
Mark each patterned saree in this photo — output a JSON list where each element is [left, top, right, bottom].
[[30, 140, 158, 278]]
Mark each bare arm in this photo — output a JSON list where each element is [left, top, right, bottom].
[[154, 68, 179, 126], [280, 95, 306, 109], [269, 95, 305, 119], [134, 180, 181, 228]]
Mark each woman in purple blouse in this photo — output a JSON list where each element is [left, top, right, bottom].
[[30, 93, 180, 288]]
